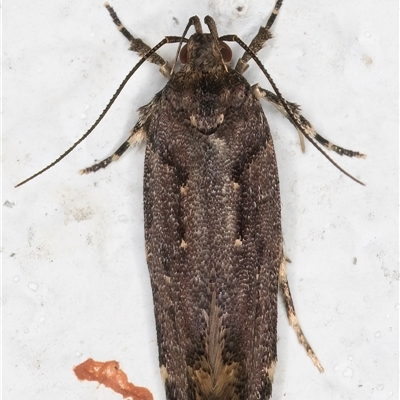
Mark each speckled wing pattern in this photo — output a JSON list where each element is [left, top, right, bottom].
[[144, 63, 283, 399]]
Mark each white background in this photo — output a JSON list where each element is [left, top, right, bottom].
[[3, 0, 398, 399]]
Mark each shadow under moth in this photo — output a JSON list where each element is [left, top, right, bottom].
[[16, 0, 365, 399]]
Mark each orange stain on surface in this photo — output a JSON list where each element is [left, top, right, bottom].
[[74, 358, 153, 400]]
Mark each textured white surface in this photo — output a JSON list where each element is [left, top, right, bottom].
[[3, 0, 398, 399]]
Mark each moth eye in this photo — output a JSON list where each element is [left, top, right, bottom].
[[220, 42, 232, 62], [180, 44, 188, 63]]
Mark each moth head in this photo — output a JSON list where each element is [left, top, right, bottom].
[[176, 16, 232, 73], [180, 35, 232, 70]]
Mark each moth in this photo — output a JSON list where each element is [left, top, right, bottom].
[[16, 1, 365, 398]]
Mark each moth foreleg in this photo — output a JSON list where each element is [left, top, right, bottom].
[[105, 3, 171, 77], [235, 0, 283, 74], [80, 92, 162, 174], [279, 257, 324, 373], [80, 122, 147, 174], [253, 84, 367, 158]]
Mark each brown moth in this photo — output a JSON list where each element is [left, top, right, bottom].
[[16, 1, 364, 398]]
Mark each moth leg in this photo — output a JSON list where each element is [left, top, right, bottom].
[[80, 124, 146, 174], [253, 84, 366, 158], [235, 0, 283, 74], [105, 3, 171, 77], [279, 257, 324, 372], [81, 92, 162, 174]]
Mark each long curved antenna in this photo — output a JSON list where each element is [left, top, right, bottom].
[[221, 34, 365, 186], [15, 36, 183, 188]]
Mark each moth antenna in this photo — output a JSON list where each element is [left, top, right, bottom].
[[15, 36, 183, 188], [221, 34, 365, 186], [170, 16, 198, 75]]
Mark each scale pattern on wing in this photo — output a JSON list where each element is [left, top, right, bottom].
[[143, 68, 282, 400]]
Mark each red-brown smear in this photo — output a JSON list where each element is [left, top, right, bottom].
[[74, 358, 153, 400]]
